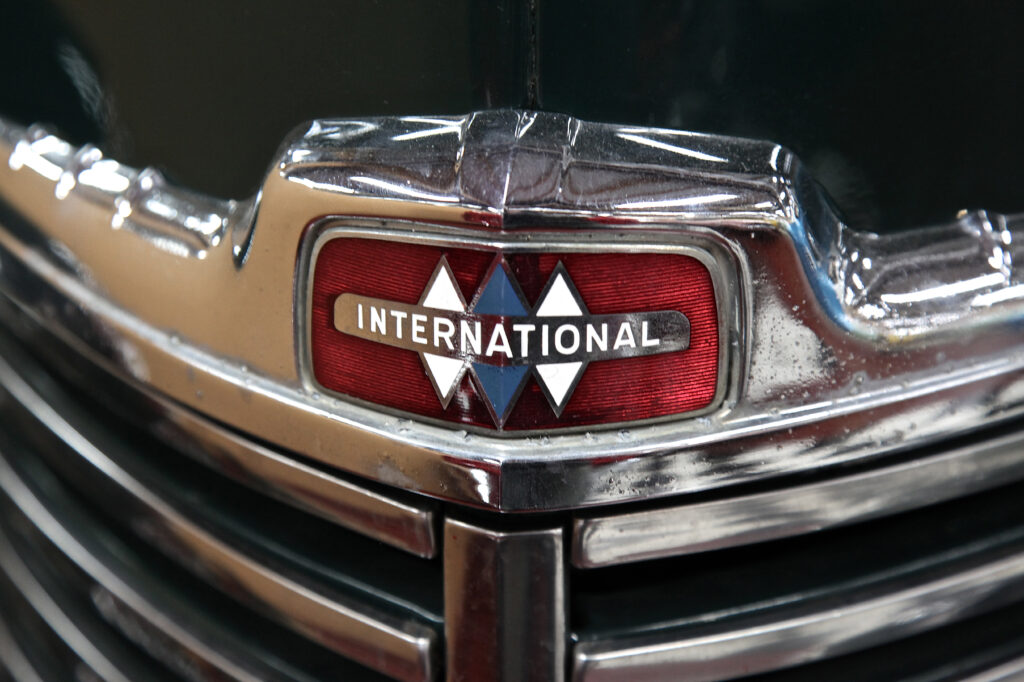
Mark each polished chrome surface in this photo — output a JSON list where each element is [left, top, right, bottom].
[[0, 453, 276, 681], [444, 519, 565, 682], [137, 382, 439, 558], [0, 526, 161, 682], [0, 617, 47, 682], [573, 424, 1024, 566], [0, 318, 437, 558], [0, 351, 438, 681], [2, 113, 1024, 510], [837, 209, 1023, 338], [573, 547, 1024, 681], [965, 655, 1024, 682]]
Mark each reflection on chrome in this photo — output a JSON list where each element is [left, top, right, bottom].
[[615, 132, 728, 163], [392, 116, 464, 142], [304, 119, 380, 143], [78, 158, 131, 194], [880, 272, 1006, 305], [9, 136, 65, 181], [974, 283, 1024, 307], [613, 192, 738, 210], [348, 175, 460, 203]]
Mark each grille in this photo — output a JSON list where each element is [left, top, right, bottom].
[[3, 283, 1024, 681], [0, 319, 441, 681]]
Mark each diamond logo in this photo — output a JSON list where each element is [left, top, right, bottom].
[[418, 258, 469, 407]]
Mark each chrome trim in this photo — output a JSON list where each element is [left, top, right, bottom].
[[0, 616, 47, 682], [0, 324, 438, 557], [572, 424, 1024, 566], [0, 391, 438, 681], [572, 547, 1024, 681], [0, 456, 278, 681], [0, 526, 158, 682], [138, 381, 439, 558], [2, 114, 1023, 510], [444, 519, 566, 682], [965, 655, 1024, 682], [84, 585, 260, 682]]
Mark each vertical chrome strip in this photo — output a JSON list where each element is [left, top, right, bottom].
[[444, 519, 566, 681]]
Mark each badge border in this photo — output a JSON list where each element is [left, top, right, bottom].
[[297, 217, 742, 437]]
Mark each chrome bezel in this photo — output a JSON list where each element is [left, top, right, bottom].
[[297, 218, 742, 437]]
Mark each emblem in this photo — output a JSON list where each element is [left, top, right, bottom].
[[309, 237, 720, 432], [333, 256, 690, 426]]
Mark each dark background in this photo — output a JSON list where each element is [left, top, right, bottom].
[[2, 1, 1022, 232]]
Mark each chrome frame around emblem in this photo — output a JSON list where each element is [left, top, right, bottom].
[[298, 220, 738, 435]]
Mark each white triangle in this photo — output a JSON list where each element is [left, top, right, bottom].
[[424, 353, 465, 398], [422, 265, 465, 311], [536, 361, 584, 406], [536, 273, 583, 317]]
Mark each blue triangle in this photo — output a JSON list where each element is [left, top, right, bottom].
[[473, 364, 529, 420], [473, 265, 528, 316]]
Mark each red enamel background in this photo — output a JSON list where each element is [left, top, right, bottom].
[[310, 237, 720, 430]]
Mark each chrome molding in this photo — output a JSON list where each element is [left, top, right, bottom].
[[0, 455, 287, 681], [444, 519, 566, 682], [572, 423, 1024, 566], [0, 615, 48, 682], [0, 395, 438, 681], [0, 328, 437, 558], [572, 547, 1024, 681], [0, 526, 158, 682], [1, 113, 1023, 510], [84, 585, 260, 682], [137, 381, 439, 558], [966, 655, 1024, 682]]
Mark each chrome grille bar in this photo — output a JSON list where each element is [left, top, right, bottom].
[[573, 545, 1024, 681], [0, 321, 439, 558], [0, 389, 438, 681], [965, 655, 1024, 682], [0, 455, 284, 680], [136, 384, 438, 558], [0, 615, 59, 682], [573, 423, 1024, 566], [0, 526, 174, 682]]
